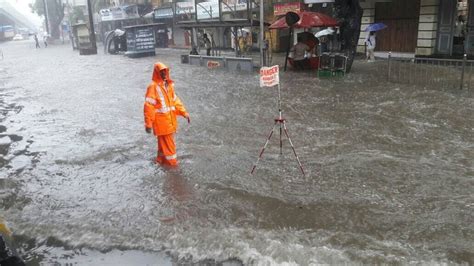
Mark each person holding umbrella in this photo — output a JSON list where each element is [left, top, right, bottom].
[[315, 27, 334, 54], [364, 23, 387, 62], [365, 31, 376, 62]]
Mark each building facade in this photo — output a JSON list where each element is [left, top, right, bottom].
[[358, 0, 473, 58]]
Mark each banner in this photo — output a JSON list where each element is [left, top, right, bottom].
[[303, 0, 334, 3], [196, 0, 220, 20], [273, 2, 304, 16], [260, 65, 279, 87]]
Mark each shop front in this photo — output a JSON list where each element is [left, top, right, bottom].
[[436, 0, 473, 57], [153, 7, 174, 45]]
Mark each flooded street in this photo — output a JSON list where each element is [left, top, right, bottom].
[[1, 41, 473, 265]]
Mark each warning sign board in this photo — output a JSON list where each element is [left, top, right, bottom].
[[259, 65, 279, 87], [207, 60, 221, 69]]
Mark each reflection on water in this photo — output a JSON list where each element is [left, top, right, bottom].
[[159, 170, 194, 223], [0, 41, 473, 265]]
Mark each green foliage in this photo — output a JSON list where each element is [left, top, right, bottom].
[[28, 0, 45, 16], [29, 0, 65, 39], [92, 0, 109, 13], [69, 6, 86, 24]]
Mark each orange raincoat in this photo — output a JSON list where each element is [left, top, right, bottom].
[[144, 62, 188, 165]]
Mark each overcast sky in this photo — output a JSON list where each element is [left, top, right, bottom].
[[11, 0, 42, 26]]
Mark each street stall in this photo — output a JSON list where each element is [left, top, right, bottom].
[[269, 11, 338, 71]]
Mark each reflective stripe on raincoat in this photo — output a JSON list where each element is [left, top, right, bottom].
[[144, 62, 188, 136]]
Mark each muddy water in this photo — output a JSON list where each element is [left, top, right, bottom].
[[0, 41, 473, 265]]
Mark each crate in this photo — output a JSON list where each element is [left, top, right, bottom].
[[318, 69, 333, 78], [333, 70, 345, 77], [317, 69, 345, 78]]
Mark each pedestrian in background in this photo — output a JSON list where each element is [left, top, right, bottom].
[[245, 32, 252, 54], [144, 62, 190, 166], [454, 15, 466, 46], [319, 36, 329, 54], [203, 33, 211, 56], [43, 33, 48, 48], [365, 31, 376, 62], [34, 34, 40, 48], [238, 35, 246, 56], [290, 36, 310, 70]]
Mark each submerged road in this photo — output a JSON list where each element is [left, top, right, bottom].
[[0, 40, 473, 265]]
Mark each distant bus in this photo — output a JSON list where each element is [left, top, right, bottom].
[[0, 25, 15, 41]]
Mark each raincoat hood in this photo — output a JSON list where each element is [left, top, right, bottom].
[[152, 62, 173, 84]]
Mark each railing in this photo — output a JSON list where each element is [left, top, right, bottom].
[[387, 52, 473, 90]]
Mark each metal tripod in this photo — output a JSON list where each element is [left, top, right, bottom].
[[250, 83, 305, 176]]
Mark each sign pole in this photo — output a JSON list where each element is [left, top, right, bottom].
[[259, 0, 264, 67], [278, 82, 282, 155], [42, 0, 50, 34], [252, 65, 305, 176], [86, 0, 97, 54], [284, 26, 292, 71]]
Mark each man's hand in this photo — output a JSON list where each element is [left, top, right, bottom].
[[185, 114, 190, 124], [145, 127, 152, 134]]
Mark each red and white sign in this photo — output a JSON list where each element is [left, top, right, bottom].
[[260, 65, 279, 87], [207, 61, 221, 69]]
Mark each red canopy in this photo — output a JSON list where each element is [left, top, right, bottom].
[[269, 11, 338, 29]]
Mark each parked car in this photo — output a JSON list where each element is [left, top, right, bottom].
[[12, 34, 23, 41]]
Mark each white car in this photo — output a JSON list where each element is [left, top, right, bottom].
[[12, 34, 23, 41]]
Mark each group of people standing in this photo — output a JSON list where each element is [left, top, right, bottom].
[[189, 33, 212, 56], [191, 31, 254, 57]]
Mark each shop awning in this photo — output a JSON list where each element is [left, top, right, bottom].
[[269, 11, 338, 29]]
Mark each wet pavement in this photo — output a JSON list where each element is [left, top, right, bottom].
[[0, 40, 473, 265]]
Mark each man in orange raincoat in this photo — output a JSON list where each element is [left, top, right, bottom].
[[144, 62, 190, 166]]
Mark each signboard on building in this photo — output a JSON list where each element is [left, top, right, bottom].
[[260, 65, 279, 87], [222, 0, 248, 12], [154, 8, 174, 19], [176, 1, 194, 15], [196, 0, 220, 20], [175, 0, 248, 20], [273, 2, 304, 16], [99, 6, 139, 21], [303, 0, 334, 4]]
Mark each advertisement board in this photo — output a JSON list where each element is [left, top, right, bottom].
[[196, 0, 220, 20], [273, 2, 304, 16], [303, 0, 334, 3]]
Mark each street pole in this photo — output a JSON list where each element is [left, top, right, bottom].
[[259, 0, 264, 67], [87, 0, 97, 54], [42, 0, 50, 34], [172, 0, 176, 46]]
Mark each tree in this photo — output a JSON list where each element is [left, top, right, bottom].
[[30, 0, 65, 39], [92, 0, 109, 13], [333, 0, 363, 73], [69, 6, 86, 25]]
